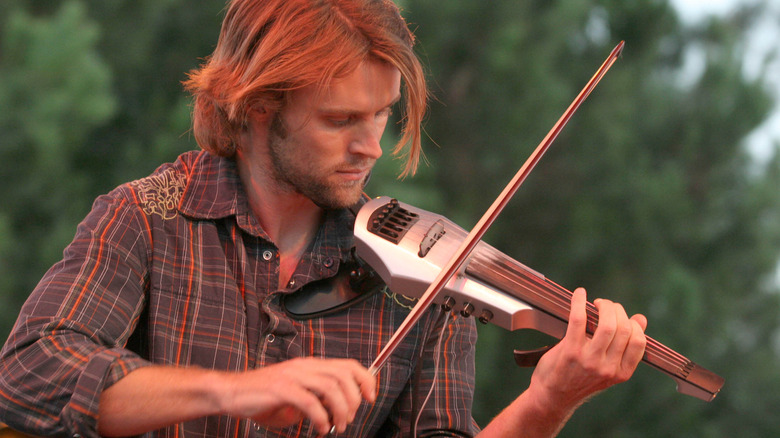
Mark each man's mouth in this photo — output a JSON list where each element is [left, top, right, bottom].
[[336, 162, 374, 182]]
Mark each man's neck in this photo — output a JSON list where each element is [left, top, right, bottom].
[[236, 155, 323, 289], [261, 193, 322, 289]]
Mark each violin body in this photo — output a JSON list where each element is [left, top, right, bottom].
[[354, 196, 725, 402], [354, 198, 567, 335]]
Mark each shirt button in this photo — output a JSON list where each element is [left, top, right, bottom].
[[262, 250, 273, 261], [287, 279, 296, 287], [265, 333, 275, 343], [323, 257, 334, 268]]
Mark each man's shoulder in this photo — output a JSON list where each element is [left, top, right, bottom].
[[116, 150, 210, 221]]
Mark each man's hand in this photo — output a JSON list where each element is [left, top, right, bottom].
[[472, 287, 648, 438], [220, 358, 376, 435], [529, 287, 648, 414], [99, 358, 376, 437]]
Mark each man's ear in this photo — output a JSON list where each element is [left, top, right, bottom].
[[245, 107, 274, 131], [236, 107, 274, 156]]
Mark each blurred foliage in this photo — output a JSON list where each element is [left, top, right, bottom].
[[1, 0, 779, 436], [0, 0, 117, 319]]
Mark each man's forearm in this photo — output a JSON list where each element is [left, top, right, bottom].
[[98, 357, 376, 436], [476, 388, 576, 438], [98, 366, 225, 437]]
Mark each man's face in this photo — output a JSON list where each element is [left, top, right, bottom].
[[266, 59, 401, 209]]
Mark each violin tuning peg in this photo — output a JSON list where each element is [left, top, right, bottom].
[[478, 309, 493, 324], [441, 296, 455, 312]]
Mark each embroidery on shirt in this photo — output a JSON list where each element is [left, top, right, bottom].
[[129, 168, 187, 220], [382, 287, 418, 310]]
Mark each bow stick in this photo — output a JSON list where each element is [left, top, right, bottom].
[[368, 41, 626, 375]]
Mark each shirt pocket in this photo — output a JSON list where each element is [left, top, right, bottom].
[[147, 281, 248, 370]]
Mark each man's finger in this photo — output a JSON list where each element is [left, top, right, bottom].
[[619, 320, 647, 376], [566, 288, 589, 342], [589, 298, 619, 353], [603, 302, 634, 360]]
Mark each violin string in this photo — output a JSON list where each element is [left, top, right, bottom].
[[469, 249, 692, 374], [508, 260, 690, 370]]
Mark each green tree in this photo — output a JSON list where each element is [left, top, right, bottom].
[[0, 0, 117, 326], [0, 0, 226, 335]]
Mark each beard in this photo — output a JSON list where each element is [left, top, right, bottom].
[[267, 115, 371, 210]]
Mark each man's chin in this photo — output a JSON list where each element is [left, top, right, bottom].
[[308, 186, 364, 210]]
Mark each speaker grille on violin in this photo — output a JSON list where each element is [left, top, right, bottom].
[[367, 198, 419, 244]]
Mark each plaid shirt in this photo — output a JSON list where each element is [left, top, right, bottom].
[[0, 150, 480, 438]]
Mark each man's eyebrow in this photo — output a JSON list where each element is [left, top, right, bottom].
[[319, 93, 402, 115]]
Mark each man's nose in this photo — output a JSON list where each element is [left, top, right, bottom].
[[349, 123, 383, 160]]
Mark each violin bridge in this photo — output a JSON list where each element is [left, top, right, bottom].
[[418, 221, 446, 257]]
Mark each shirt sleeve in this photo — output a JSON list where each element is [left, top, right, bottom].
[[0, 190, 154, 438], [381, 308, 482, 437]]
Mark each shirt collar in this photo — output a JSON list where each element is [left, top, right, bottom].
[[176, 150, 355, 265]]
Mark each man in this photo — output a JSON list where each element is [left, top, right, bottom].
[[0, 1, 647, 437]]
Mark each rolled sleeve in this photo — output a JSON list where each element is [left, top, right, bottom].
[[63, 347, 151, 437]]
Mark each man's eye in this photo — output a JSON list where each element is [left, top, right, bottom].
[[329, 117, 351, 127]]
